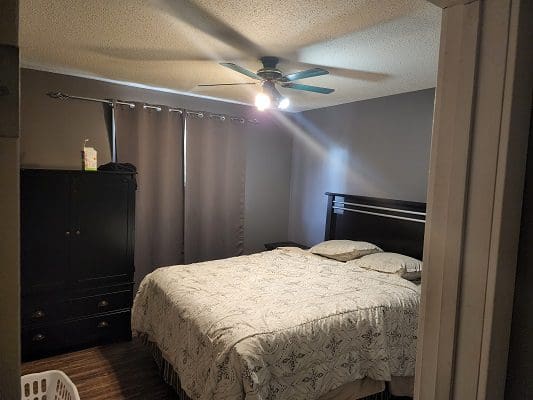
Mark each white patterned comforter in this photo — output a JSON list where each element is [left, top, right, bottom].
[[132, 247, 420, 400]]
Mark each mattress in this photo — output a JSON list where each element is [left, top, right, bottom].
[[132, 247, 420, 400]]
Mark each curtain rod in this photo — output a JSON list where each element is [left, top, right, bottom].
[[46, 91, 259, 124]]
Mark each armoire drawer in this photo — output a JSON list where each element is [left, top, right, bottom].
[[22, 323, 65, 360], [65, 310, 132, 347], [68, 289, 132, 319], [21, 297, 67, 327]]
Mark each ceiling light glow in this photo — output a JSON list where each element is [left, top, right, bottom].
[[255, 93, 271, 111]]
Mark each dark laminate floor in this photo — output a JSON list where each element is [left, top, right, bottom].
[[22, 339, 177, 400]]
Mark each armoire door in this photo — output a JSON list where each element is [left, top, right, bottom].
[[21, 170, 71, 293], [70, 173, 134, 286]]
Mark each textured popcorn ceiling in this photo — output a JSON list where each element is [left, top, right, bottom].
[[20, 0, 441, 111]]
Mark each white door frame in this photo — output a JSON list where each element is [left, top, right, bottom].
[[417, 0, 533, 398]]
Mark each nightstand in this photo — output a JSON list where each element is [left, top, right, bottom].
[[264, 241, 309, 251]]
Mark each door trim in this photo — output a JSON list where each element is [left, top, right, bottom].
[[416, 0, 533, 398]]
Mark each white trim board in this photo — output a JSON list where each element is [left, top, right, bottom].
[[416, 0, 533, 399]]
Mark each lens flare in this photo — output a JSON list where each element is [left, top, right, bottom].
[[278, 97, 290, 110]]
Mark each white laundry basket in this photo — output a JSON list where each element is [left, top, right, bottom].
[[21, 370, 80, 400]]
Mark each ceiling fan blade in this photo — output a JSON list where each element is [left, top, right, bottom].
[[84, 45, 212, 61], [220, 63, 262, 80], [283, 68, 329, 81], [278, 56, 389, 82], [281, 83, 334, 94], [311, 65, 387, 82], [151, 0, 264, 57], [197, 82, 258, 87]]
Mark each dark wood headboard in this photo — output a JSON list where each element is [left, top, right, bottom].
[[324, 192, 426, 260]]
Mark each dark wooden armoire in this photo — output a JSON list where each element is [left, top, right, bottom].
[[20, 169, 136, 360]]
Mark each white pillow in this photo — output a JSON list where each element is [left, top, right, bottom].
[[351, 252, 422, 280], [309, 240, 382, 262]]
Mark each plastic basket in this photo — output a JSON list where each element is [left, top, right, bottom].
[[21, 370, 80, 400]]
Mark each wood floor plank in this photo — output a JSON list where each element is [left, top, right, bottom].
[[21, 340, 177, 399]]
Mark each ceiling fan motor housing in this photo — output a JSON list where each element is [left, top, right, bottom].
[[258, 56, 283, 81], [260, 56, 279, 69]]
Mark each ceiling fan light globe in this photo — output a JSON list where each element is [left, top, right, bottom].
[[255, 93, 271, 111], [278, 97, 290, 110]]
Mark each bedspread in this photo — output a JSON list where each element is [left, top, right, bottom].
[[132, 247, 420, 400]]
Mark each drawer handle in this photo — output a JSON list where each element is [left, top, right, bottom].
[[32, 333, 46, 342], [97, 300, 109, 308], [97, 321, 110, 329], [31, 310, 46, 319]]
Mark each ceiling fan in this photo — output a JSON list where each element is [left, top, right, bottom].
[[198, 56, 335, 111]]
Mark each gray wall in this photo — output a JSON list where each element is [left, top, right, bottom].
[[21, 70, 434, 253], [21, 69, 292, 254], [288, 89, 435, 246]]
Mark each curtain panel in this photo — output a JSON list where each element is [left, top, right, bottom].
[[115, 103, 184, 285], [184, 115, 246, 263]]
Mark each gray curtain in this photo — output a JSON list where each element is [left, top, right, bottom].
[[115, 103, 184, 285], [184, 115, 246, 263]]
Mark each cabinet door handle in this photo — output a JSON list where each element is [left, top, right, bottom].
[[32, 333, 46, 342], [97, 300, 109, 308], [31, 309, 45, 319], [97, 321, 109, 329]]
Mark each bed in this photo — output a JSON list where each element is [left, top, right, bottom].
[[132, 193, 426, 400]]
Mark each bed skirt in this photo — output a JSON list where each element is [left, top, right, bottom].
[[140, 334, 392, 400]]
